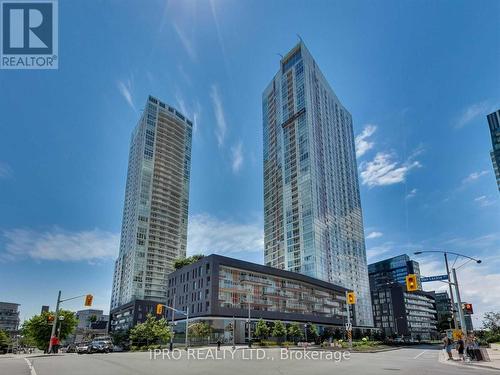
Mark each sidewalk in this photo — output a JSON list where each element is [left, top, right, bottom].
[[439, 346, 500, 372]]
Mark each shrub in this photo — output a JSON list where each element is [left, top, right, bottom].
[[259, 340, 278, 347], [486, 334, 500, 343]]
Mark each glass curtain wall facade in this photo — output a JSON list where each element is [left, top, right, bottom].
[[111, 96, 192, 310], [368, 254, 422, 291], [487, 110, 500, 191], [262, 42, 372, 326]]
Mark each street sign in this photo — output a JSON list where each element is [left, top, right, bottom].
[[421, 275, 449, 282]]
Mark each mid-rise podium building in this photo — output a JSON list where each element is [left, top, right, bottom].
[[164, 254, 357, 344]]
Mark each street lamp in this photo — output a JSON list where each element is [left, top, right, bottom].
[[413, 250, 481, 336]]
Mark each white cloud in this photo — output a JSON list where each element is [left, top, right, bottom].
[[0, 161, 12, 179], [210, 85, 227, 148], [117, 79, 136, 112], [406, 188, 418, 199], [1, 228, 119, 262], [187, 213, 263, 256], [173, 22, 197, 62], [360, 152, 421, 187], [420, 256, 500, 328], [231, 141, 244, 173], [455, 101, 497, 129], [474, 195, 496, 208], [366, 231, 383, 240], [366, 242, 394, 263], [355, 124, 377, 158], [462, 170, 489, 185]]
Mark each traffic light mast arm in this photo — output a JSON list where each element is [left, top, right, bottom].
[[59, 294, 87, 303], [157, 303, 188, 317]]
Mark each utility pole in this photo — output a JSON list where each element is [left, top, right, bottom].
[[48, 290, 61, 354], [452, 268, 467, 336], [444, 253, 458, 329]]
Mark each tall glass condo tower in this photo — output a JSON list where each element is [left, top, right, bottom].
[[111, 96, 192, 310], [262, 43, 373, 326]]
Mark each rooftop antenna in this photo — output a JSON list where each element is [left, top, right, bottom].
[[277, 53, 283, 60], [297, 34, 303, 43]]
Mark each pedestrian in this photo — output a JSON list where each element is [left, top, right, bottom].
[[216, 339, 221, 351], [457, 337, 465, 361], [50, 336, 60, 354], [466, 336, 476, 361], [443, 335, 453, 360]]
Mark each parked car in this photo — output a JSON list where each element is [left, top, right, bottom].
[[76, 342, 91, 354], [89, 340, 113, 353]]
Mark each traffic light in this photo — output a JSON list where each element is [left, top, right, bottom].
[[84, 294, 93, 307], [347, 292, 356, 305], [406, 274, 418, 292], [463, 303, 473, 315], [47, 314, 55, 323], [156, 304, 164, 315]]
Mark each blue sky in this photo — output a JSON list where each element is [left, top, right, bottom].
[[0, 0, 499, 327]]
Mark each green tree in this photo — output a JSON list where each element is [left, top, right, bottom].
[[22, 310, 78, 350], [173, 254, 205, 270], [287, 322, 303, 343], [111, 329, 130, 349], [254, 319, 270, 340], [306, 323, 318, 342], [271, 321, 287, 343], [483, 312, 500, 334], [129, 314, 172, 348], [88, 315, 98, 323], [189, 322, 212, 343], [0, 329, 11, 353]]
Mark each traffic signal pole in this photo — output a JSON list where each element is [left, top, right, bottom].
[[346, 292, 352, 349], [48, 290, 61, 353], [444, 253, 459, 330], [452, 268, 467, 336], [47, 291, 92, 353]]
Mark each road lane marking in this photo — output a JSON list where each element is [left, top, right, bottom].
[[24, 358, 37, 375], [413, 350, 427, 359]]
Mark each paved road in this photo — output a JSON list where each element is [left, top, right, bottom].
[[1, 345, 494, 375]]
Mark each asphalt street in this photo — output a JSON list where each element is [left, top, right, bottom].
[[0, 345, 494, 375]]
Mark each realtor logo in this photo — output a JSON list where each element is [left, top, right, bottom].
[[1, 0, 58, 69]]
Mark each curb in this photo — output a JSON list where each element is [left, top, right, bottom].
[[439, 352, 500, 372]]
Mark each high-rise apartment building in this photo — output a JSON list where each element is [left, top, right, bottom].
[[110, 96, 193, 311], [487, 110, 500, 191], [262, 42, 373, 326]]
